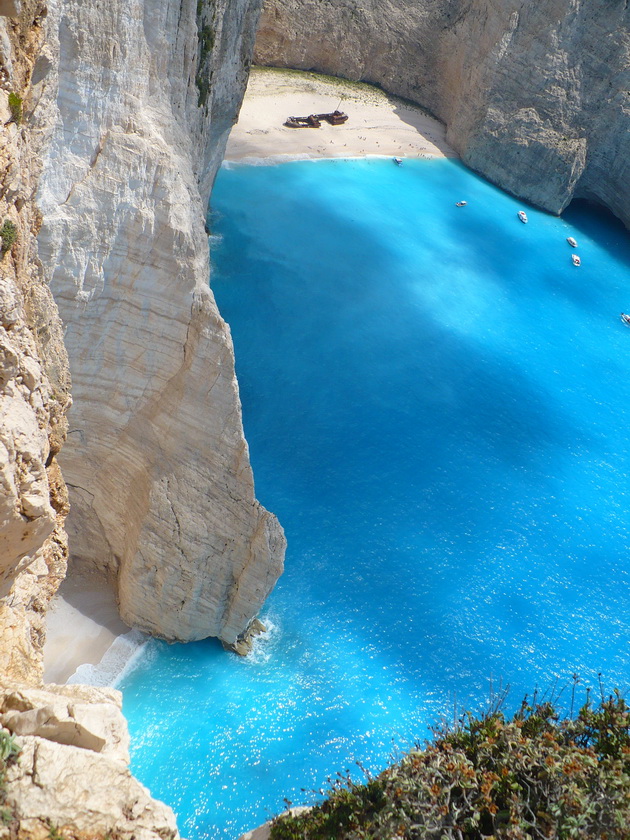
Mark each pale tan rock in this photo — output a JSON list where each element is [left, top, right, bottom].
[[224, 616, 267, 656], [0, 0, 20, 19], [0, 683, 130, 762], [0, 681, 177, 839], [5, 737, 177, 840], [0, 311, 56, 584], [237, 807, 311, 840], [35, 0, 285, 647], [0, 4, 71, 686], [255, 0, 630, 228], [238, 823, 271, 840]]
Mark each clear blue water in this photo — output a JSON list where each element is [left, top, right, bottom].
[[121, 158, 630, 840]]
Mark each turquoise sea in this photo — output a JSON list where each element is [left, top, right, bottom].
[[121, 158, 630, 840]]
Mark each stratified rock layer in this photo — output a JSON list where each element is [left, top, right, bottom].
[[255, 0, 630, 227], [0, 4, 175, 836], [35, 0, 285, 645]]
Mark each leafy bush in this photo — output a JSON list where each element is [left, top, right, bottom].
[[0, 728, 21, 827], [195, 24, 214, 108], [8, 92, 22, 124], [0, 219, 17, 253], [271, 694, 630, 840], [199, 24, 214, 58], [0, 731, 19, 763]]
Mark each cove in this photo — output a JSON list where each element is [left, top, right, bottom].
[[120, 158, 630, 840]]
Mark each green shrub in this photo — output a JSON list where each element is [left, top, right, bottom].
[[196, 73, 210, 108], [0, 728, 21, 828], [0, 219, 17, 253], [195, 10, 215, 108], [8, 91, 22, 125], [199, 24, 214, 58], [271, 694, 630, 840], [0, 731, 19, 763]]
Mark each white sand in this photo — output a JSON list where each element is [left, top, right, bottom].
[[225, 67, 456, 162], [43, 569, 131, 685]]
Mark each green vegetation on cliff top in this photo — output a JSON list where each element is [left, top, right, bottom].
[[271, 693, 630, 840]]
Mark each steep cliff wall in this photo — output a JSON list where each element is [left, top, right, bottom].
[[255, 0, 630, 228], [34, 0, 285, 647], [0, 0, 70, 686], [0, 5, 180, 837]]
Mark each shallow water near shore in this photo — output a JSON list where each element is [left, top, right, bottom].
[[121, 158, 630, 839]]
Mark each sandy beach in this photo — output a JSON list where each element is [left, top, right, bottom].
[[225, 67, 455, 162], [43, 569, 132, 684]]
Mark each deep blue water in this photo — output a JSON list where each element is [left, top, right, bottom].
[[121, 158, 630, 840]]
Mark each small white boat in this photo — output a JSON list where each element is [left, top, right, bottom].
[[517, 210, 528, 223], [621, 313, 630, 326], [455, 201, 467, 207], [393, 157, 403, 166], [567, 236, 578, 247], [572, 254, 581, 266]]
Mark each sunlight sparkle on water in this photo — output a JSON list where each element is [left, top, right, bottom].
[[121, 158, 630, 840]]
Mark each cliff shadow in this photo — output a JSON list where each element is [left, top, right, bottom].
[[389, 95, 455, 158]]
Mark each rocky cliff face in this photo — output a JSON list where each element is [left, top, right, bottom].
[[0, 0, 70, 687], [0, 4, 181, 837], [0, 0, 285, 833], [0, 681, 179, 840], [34, 0, 285, 647], [255, 0, 630, 228]]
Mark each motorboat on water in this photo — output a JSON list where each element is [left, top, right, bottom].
[[621, 314, 630, 326], [393, 157, 403, 166], [455, 201, 467, 207], [572, 254, 581, 266], [567, 236, 578, 247], [517, 210, 528, 223]]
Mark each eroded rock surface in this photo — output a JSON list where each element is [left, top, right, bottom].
[[0, 0, 281, 834], [0, 682, 130, 761], [35, 0, 285, 645], [0, 5, 176, 837], [255, 0, 630, 227], [0, 683, 178, 840], [0, 0, 70, 686]]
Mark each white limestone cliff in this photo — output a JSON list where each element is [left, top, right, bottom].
[[0, 4, 180, 837], [34, 0, 285, 647], [255, 0, 630, 229], [0, 0, 286, 834]]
